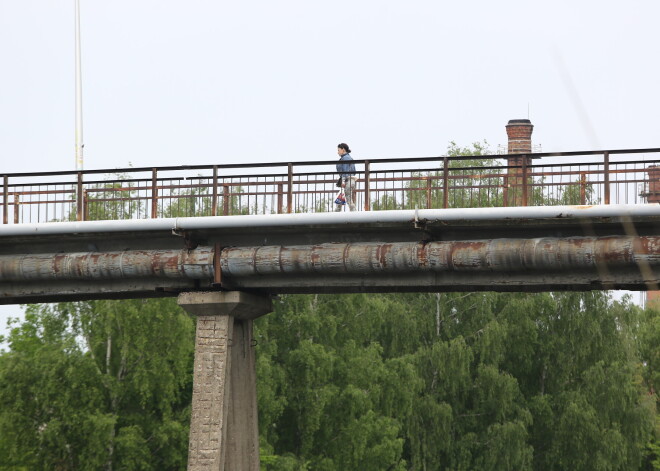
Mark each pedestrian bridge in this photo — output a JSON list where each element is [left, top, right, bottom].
[[2, 147, 660, 303], [3, 148, 660, 471]]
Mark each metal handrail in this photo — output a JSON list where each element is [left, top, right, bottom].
[[2, 147, 660, 224]]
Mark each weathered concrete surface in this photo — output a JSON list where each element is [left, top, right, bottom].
[[178, 291, 272, 471], [186, 314, 233, 471], [226, 319, 259, 471], [179, 291, 273, 320]]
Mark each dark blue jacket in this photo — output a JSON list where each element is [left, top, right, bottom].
[[336, 153, 356, 178]]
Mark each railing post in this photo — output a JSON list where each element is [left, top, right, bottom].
[[521, 155, 528, 206], [287, 163, 293, 214], [83, 189, 89, 221], [77, 171, 84, 221], [502, 157, 509, 207], [277, 183, 283, 214], [3, 175, 8, 225], [443, 157, 449, 209], [364, 161, 370, 211], [580, 174, 587, 205], [603, 151, 610, 204], [426, 177, 432, 209], [13, 194, 19, 224], [212, 165, 219, 216], [223, 185, 230, 216], [151, 168, 158, 218]]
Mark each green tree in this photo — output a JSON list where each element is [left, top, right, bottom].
[[0, 299, 194, 470], [640, 303, 660, 469], [254, 290, 652, 471]]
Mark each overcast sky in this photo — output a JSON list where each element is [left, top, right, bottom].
[[0, 0, 656, 338], [1, 0, 659, 175]]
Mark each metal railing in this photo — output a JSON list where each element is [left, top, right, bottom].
[[2, 148, 660, 224]]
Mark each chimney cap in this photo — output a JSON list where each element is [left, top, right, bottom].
[[507, 119, 532, 126]]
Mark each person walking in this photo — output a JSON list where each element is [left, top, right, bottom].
[[335, 143, 357, 211]]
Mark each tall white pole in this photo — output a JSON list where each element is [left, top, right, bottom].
[[74, 0, 84, 170]]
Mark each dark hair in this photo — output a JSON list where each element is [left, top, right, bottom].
[[337, 143, 351, 153]]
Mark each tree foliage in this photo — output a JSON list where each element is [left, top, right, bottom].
[[255, 290, 654, 470], [0, 299, 194, 470]]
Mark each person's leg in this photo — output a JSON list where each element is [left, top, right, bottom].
[[335, 181, 344, 212], [346, 177, 357, 211]]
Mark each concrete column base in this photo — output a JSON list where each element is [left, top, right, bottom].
[[178, 291, 272, 471]]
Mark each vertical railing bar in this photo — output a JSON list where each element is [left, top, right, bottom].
[[223, 184, 229, 216], [76, 171, 84, 221], [287, 163, 293, 213], [603, 151, 610, 204], [31, 184, 36, 223], [13, 194, 19, 224], [83, 189, 89, 221], [277, 183, 283, 214], [245, 178, 249, 215], [443, 157, 449, 209], [3, 175, 8, 224], [506, 162, 513, 207], [522, 155, 528, 206], [426, 177, 432, 209], [151, 168, 158, 218], [364, 161, 370, 211], [212, 165, 218, 216]]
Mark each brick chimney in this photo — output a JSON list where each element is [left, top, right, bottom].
[[506, 119, 533, 154], [645, 166, 660, 204], [504, 119, 534, 206]]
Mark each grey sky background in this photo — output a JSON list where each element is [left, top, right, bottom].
[[1, 0, 659, 174], [0, 0, 657, 340]]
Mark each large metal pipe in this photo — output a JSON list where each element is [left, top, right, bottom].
[[0, 248, 214, 281], [1, 236, 658, 284], [220, 236, 660, 276], [1, 204, 659, 237]]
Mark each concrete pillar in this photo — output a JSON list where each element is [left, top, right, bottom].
[[178, 291, 272, 471]]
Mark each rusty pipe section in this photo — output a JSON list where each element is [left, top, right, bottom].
[[0, 248, 214, 281], [220, 236, 660, 276], [0, 236, 659, 284]]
